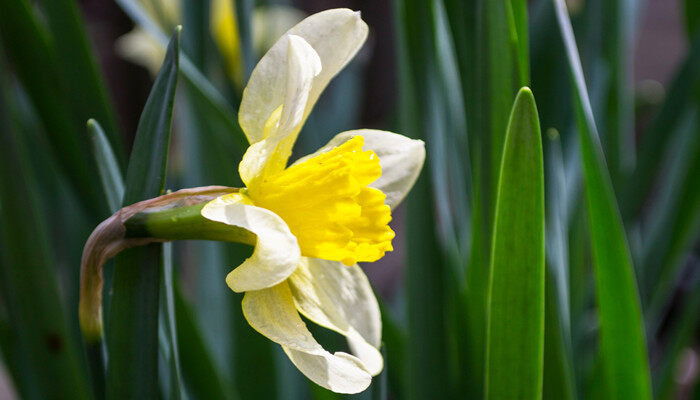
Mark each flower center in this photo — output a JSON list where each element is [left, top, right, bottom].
[[246, 136, 394, 265]]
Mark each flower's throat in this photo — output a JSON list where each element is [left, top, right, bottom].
[[246, 136, 395, 265]]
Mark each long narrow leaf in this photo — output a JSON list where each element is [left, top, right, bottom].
[[174, 284, 238, 400], [0, 0, 109, 219], [394, 0, 451, 398], [0, 70, 93, 400], [553, 1, 652, 398], [88, 119, 125, 214], [36, 0, 125, 166], [160, 243, 184, 399], [106, 27, 180, 399], [542, 269, 577, 400], [485, 87, 545, 400]]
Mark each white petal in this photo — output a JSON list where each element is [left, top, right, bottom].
[[277, 35, 321, 136], [200, 193, 300, 292], [239, 9, 368, 144], [283, 347, 372, 394], [238, 35, 321, 185], [295, 130, 426, 209], [243, 282, 372, 393], [288, 258, 383, 375]]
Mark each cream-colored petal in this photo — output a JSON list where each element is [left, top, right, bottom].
[[294, 130, 426, 209], [283, 347, 371, 394], [200, 193, 300, 292], [287, 258, 383, 375], [243, 283, 372, 393], [238, 35, 322, 185], [239, 8, 368, 144], [277, 35, 322, 138]]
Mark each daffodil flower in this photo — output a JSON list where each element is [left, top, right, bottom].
[[80, 8, 424, 394], [196, 10, 424, 392]]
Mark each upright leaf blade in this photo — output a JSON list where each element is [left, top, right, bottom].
[[88, 119, 125, 213], [0, 0, 109, 219], [394, 0, 451, 398], [37, 0, 125, 166], [553, 1, 652, 398], [485, 87, 545, 400], [106, 27, 180, 400], [174, 284, 238, 400], [0, 69, 92, 400]]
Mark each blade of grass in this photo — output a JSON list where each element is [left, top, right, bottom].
[[106, 27, 180, 399], [553, 1, 652, 398], [484, 87, 545, 400], [0, 0, 109, 219], [0, 68, 92, 400], [36, 0, 125, 166]]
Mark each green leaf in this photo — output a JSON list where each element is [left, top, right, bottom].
[[552, 1, 652, 398], [542, 269, 577, 400], [510, 0, 530, 84], [159, 243, 184, 399], [394, 0, 452, 398], [371, 346, 388, 400], [601, 0, 635, 184], [0, 67, 92, 400], [542, 129, 577, 400], [485, 87, 545, 400], [88, 119, 125, 213], [106, 27, 180, 399], [0, 0, 109, 219], [379, 301, 407, 399], [174, 284, 238, 400], [444, 1, 531, 393], [36, 0, 125, 167]]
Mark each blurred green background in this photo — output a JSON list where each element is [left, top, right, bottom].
[[0, 0, 698, 399]]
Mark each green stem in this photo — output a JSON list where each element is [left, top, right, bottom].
[[125, 203, 257, 245]]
